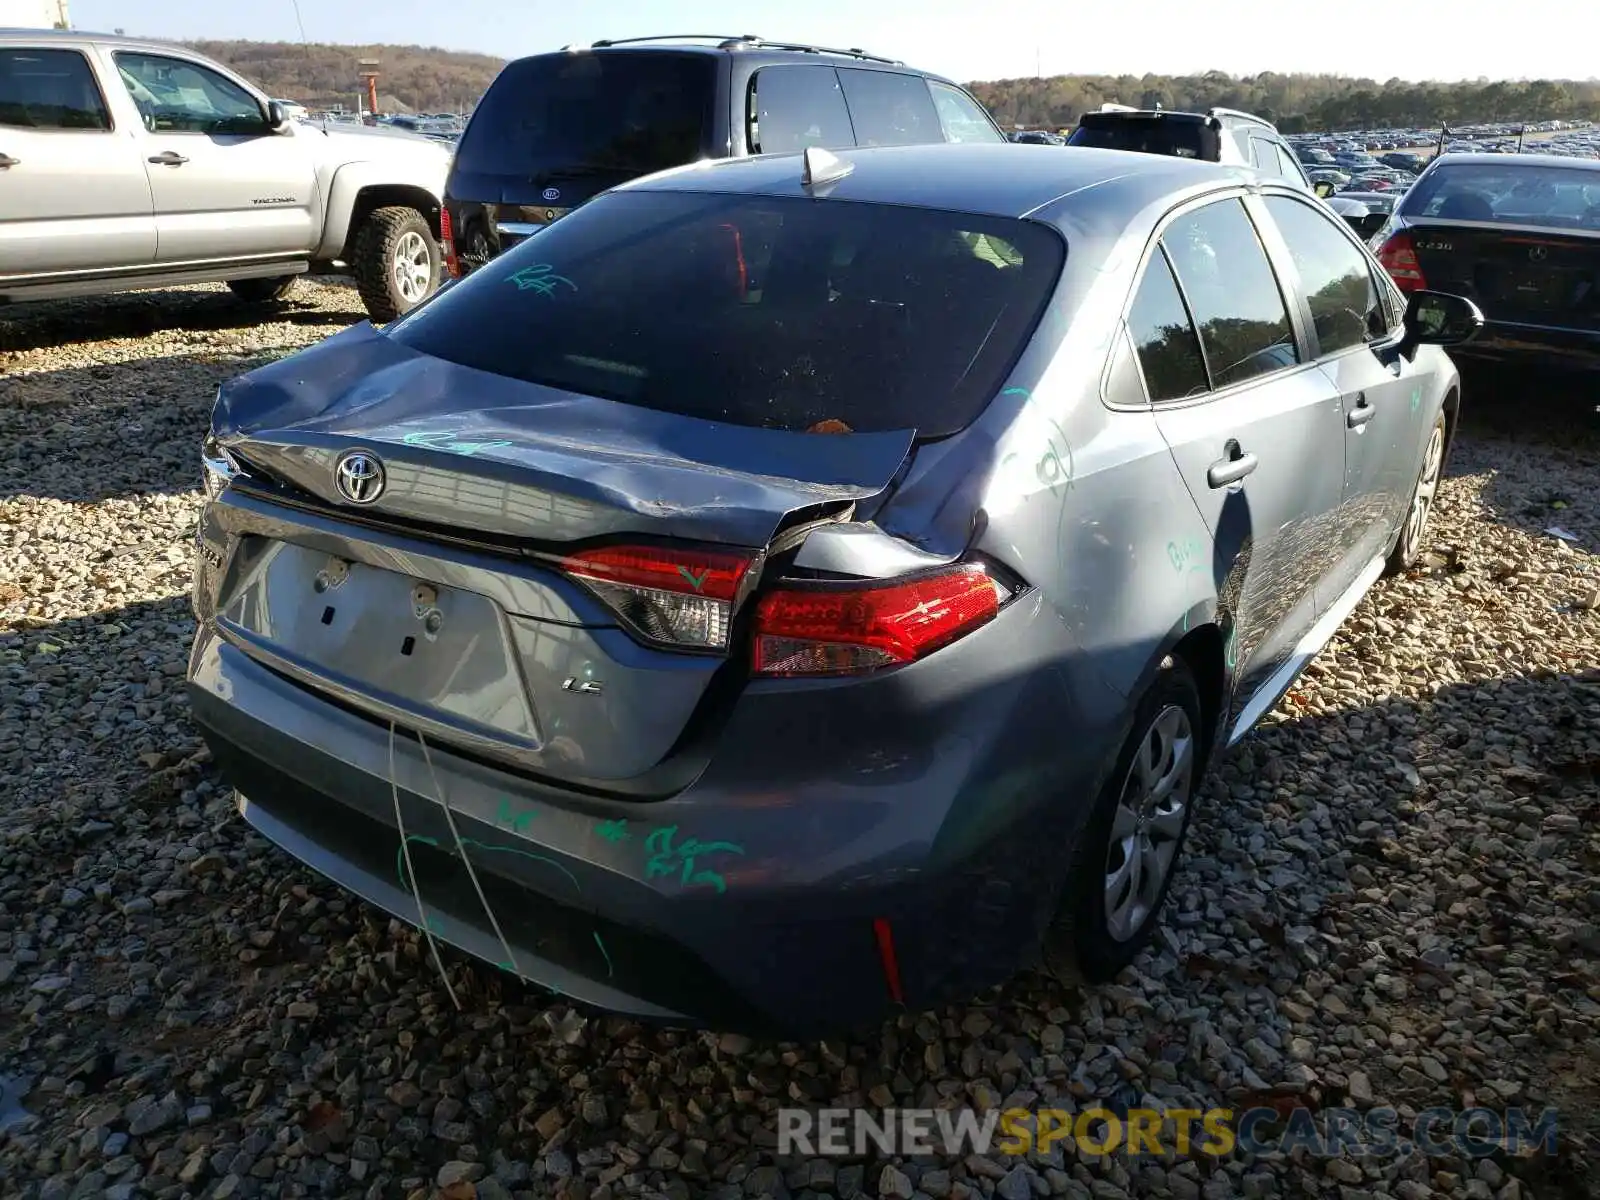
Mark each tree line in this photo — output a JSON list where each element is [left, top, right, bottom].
[[181, 39, 505, 114], [173, 40, 1600, 132], [967, 71, 1600, 133]]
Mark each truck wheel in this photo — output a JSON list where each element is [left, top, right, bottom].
[[353, 206, 440, 323], [227, 276, 298, 303]]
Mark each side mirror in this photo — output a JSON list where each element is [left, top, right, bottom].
[[1313, 180, 1335, 198], [266, 100, 290, 132], [1399, 290, 1484, 359]]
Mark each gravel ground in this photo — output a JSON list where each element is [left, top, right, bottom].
[[1, 282, 1597, 1200]]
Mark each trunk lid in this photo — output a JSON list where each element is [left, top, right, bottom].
[[214, 323, 914, 548], [209, 324, 914, 789], [1404, 221, 1600, 329]]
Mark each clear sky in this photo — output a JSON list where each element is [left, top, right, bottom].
[[65, 0, 1600, 84]]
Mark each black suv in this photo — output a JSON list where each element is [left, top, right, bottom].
[[1066, 105, 1317, 193], [441, 35, 1006, 275]]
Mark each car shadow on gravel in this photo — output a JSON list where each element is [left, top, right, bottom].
[[0, 352, 285, 503], [0, 286, 361, 354]]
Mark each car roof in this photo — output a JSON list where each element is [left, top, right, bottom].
[[1427, 151, 1600, 171], [0, 27, 194, 54], [515, 38, 952, 81], [620, 142, 1256, 220]]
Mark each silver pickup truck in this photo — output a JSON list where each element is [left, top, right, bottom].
[[0, 29, 451, 322]]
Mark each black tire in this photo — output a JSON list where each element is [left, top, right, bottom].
[[226, 275, 298, 303], [1041, 655, 1204, 985], [1384, 410, 1447, 577], [352, 206, 440, 323]]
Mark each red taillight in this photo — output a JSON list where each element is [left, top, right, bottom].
[[440, 207, 460, 279], [1377, 231, 1426, 292], [752, 564, 1005, 677], [560, 544, 753, 651]]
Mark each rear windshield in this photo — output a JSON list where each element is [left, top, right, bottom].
[[1068, 114, 1218, 161], [1400, 161, 1600, 229], [452, 51, 715, 181], [388, 190, 1065, 437]]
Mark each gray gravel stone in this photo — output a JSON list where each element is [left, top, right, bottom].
[[1, 283, 1595, 1200]]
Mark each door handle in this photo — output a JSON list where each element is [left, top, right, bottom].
[[1206, 441, 1259, 489], [147, 151, 189, 166], [0, 154, 19, 168], [1347, 393, 1377, 429]]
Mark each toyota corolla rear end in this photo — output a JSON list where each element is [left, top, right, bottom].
[[1373, 154, 1600, 372], [187, 161, 1116, 1034]]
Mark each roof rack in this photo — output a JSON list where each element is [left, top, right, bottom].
[[586, 34, 762, 48], [583, 34, 903, 65]]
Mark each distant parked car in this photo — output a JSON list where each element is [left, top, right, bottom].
[[0, 30, 451, 321], [1381, 151, 1426, 174], [1373, 152, 1600, 374], [1012, 129, 1064, 145], [189, 142, 1482, 1035], [1066, 105, 1318, 193], [441, 34, 1006, 275]]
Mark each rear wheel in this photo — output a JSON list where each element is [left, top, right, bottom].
[[1042, 656, 1202, 984], [1385, 411, 1446, 576], [226, 275, 297, 303], [353, 206, 440, 323]]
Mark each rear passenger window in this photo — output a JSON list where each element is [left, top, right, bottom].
[[0, 48, 111, 131], [1274, 144, 1309, 186], [837, 69, 941, 147], [1262, 195, 1388, 354], [747, 66, 854, 154], [928, 80, 1004, 143], [1162, 198, 1299, 389], [1127, 246, 1210, 402]]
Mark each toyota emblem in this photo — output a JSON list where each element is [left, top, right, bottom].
[[1528, 244, 1548, 262], [334, 450, 385, 505], [542, 186, 561, 202]]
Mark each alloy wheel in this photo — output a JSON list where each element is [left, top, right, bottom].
[[393, 230, 433, 304], [1403, 422, 1445, 561], [1103, 704, 1195, 942]]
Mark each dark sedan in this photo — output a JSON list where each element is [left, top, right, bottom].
[[1373, 152, 1600, 372], [190, 143, 1480, 1036]]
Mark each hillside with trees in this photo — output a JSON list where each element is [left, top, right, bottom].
[[142, 40, 1600, 130], [176, 39, 505, 113], [968, 71, 1600, 133]]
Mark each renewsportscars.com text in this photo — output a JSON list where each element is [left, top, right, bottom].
[[777, 1106, 1560, 1159]]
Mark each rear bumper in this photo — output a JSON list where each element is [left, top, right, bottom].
[[188, 613, 1127, 1036], [1451, 320, 1600, 372]]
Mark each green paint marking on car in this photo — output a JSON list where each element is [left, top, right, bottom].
[[643, 825, 745, 894], [506, 263, 576, 295], [401, 429, 514, 457], [592, 931, 615, 979], [495, 798, 537, 833]]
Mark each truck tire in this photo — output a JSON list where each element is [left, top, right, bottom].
[[352, 206, 440, 323], [227, 276, 298, 303]]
